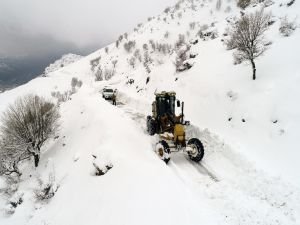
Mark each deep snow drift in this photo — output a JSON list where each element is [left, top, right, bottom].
[[0, 0, 300, 225]]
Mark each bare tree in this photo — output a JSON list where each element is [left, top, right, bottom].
[[90, 56, 101, 72], [112, 60, 118, 69], [237, 0, 251, 9], [134, 49, 142, 62], [104, 68, 115, 80], [216, 0, 222, 10], [95, 67, 103, 81], [0, 95, 60, 172], [123, 40, 136, 53], [129, 57, 136, 68], [226, 9, 270, 80]]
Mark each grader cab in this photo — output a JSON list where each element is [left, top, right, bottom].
[[146, 91, 204, 163]]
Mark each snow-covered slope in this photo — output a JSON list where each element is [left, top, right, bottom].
[[42, 53, 83, 76], [0, 0, 300, 225]]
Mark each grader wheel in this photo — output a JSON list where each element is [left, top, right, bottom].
[[187, 138, 204, 162], [155, 140, 171, 164]]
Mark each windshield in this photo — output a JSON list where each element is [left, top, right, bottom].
[[104, 89, 114, 92]]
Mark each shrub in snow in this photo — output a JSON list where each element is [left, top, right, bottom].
[[164, 7, 171, 14], [189, 22, 196, 30], [71, 77, 78, 89], [34, 172, 58, 201], [225, 9, 270, 80], [279, 16, 297, 37], [90, 56, 101, 72], [143, 51, 152, 74], [198, 25, 218, 40], [175, 2, 181, 10], [164, 31, 170, 39], [105, 47, 109, 54], [155, 43, 172, 55], [124, 33, 128, 39], [118, 35, 123, 42], [175, 44, 192, 72], [225, 6, 232, 13], [71, 77, 83, 92], [116, 40, 120, 48], [51, 91, 71, 103], [134, 49, 142, 62], [216, 0, 222, 10], [177, 12, 183, 19], [77, 80, 83, 88], [237, 0, 251, 9], [143, 43, 149, 51], [0, 95, 60, 169], [112, 60, 118, 68], [95, 67, 103, 81], [104, 68, 115, 80], [126, 79, 135, 85], [200, 24, 209, 32], [129, 57, 136, 69], [5, 192, 24, 215], [149, 40, 156, 51], [263, 0, 274, 7], [124, 40, 136, 53], [175, 34, 186, 49], [0, 152, 22, 176], [1, 176, 19, 196]]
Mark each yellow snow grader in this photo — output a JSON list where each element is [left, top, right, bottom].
[[146, 91, 204, 163]]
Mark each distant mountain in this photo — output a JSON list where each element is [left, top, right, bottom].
[[0, 54, 82, 91]]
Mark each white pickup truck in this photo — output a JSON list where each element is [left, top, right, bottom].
[[102, 87, 116, 100]]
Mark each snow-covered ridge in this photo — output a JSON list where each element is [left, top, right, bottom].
[[42, 53, 83, 76]]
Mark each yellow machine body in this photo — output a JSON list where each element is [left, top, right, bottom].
[[174, 124, 186, 145]]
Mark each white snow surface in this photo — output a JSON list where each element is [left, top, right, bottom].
[[42, 53, 83, 76], [0, 0, 300, 225]]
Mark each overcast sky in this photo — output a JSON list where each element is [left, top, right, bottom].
[[0, 0, 176, 58]]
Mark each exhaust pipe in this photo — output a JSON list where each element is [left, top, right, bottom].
[[181, 101, 184, 124]]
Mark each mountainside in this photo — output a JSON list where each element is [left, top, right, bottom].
[[0, 0, 300, 225], [41, 54, 83, 76]]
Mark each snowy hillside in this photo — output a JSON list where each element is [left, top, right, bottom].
[[41, 54, 83, 76], [0, 0, 300, 225]]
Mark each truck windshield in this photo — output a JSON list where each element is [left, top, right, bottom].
[[105, 89, 113, 92]]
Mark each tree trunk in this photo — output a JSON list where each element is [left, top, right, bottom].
[[33, 153, 40, 167], [250, 59, 256, 80]]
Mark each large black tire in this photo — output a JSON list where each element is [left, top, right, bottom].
[[147, 116, 157, 136], [158, 140, 171, 164], [187, 138, 204, 162]]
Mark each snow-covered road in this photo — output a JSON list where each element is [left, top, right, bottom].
[[115, 89, 300, 225]]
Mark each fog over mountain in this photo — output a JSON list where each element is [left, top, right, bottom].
[[0, 0, 176, 89]]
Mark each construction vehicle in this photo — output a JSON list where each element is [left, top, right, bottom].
[[146, 91, 204, 163]]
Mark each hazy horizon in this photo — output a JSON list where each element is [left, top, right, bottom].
[[0, 0, 176, 88]]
